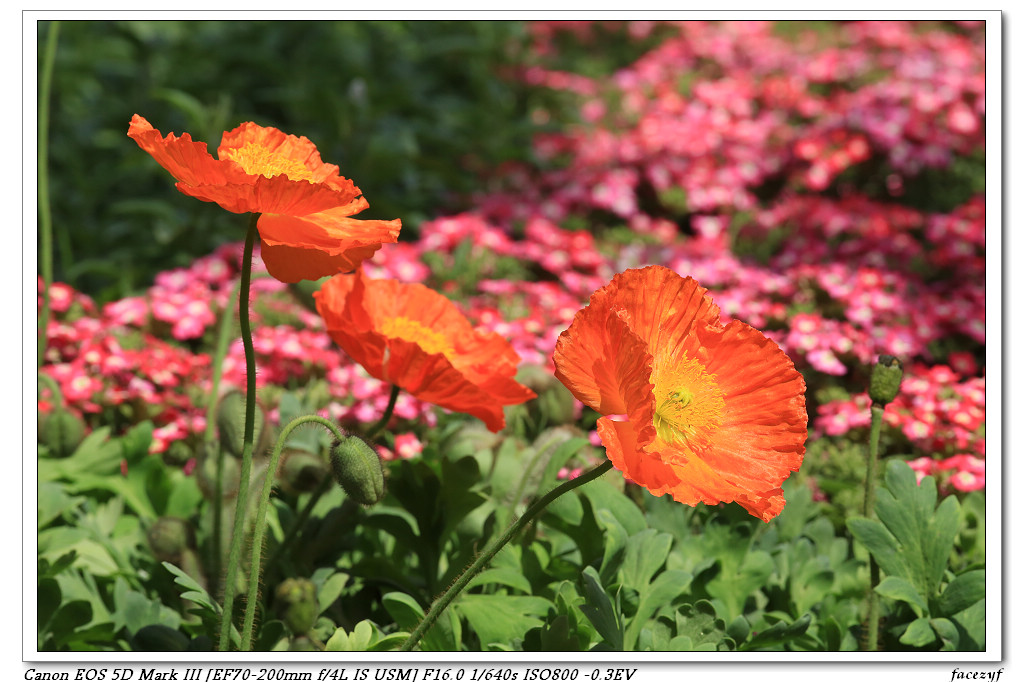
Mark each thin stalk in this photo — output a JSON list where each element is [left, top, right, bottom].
[[241, 414, 346, 651], [37, 20, 60, 368], [400, 459, 614, 651], [366, 384, 400, 441], [218, 213, 261, 651], [204, 278, 241, 600], [863, 403, 885, 652]]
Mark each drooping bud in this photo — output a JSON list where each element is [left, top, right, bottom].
[[146, 517, 193, 563], [278, 450, 329, 495], [216, 390, 266, 458], [868, 355, 904, 406], [38, 409, 85, 458], [275, 577, 318, 635], [329, 436, 386, 506]]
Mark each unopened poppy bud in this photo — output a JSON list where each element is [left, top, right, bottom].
[[147, 517, 193, 562], [217, 391, 266, 458], [330, 436, 386, 505], [275, 577, 318, 635], [869, 355, 903, 406], [39, 409, 85, 458], [278, 450, 328, 495]]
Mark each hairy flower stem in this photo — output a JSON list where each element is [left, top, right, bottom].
[[218, 213, 261, 651], [37, 20, 60, 368], [863, 403, 884, 652], [400, 459, 614, 651], [241, 415, 347, 651]]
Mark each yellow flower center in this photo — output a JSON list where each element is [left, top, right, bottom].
[[221, 143, 314, 182], [652, 352, 725, 449], [379, 316, 454, 357]]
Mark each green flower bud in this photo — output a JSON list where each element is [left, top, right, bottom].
[[278, 450, 329, 495], [869, 355, 904, 406], [275, 577, 318, 635], [38, 409, 85, 458], [330, 436, 386, 506], [146, 517, 193, 562], [216, 391, 266, 458]]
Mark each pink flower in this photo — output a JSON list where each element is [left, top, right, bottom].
[[393, 433, 423, 460]]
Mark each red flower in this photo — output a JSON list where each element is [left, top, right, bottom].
[[128, 115, 400, 282], [553, 266, 807, 522], [314, 269, 536, 432]]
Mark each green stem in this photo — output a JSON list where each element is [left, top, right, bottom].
[[400, 459, 614, 651], [864, 403, 884, 652], [204, 278, 241, 601], [218, 213, 261, 651], [366, 384, 401, 441], [37, 20, 60, 369], [241, 414, 347, 651]]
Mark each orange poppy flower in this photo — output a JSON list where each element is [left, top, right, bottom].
[[553, 266, 807, 522], [128, 115, 401, 283], [314, 269, 536, 432]]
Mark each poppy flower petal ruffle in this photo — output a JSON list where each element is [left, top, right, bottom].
[[692, 320, 808, 490], [128, 114, 247, 189], [314, 269, 536, 432], [554, 301, 656, 417]]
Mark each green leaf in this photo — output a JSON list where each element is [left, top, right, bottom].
[[950, 598, 985, 650], [673, 600, 727, 651], [875, 576, 928, 617], [898, 617, 937, 648], [705, 549, 774, 621], [111, 577, 182, 634], [467, 568, 533, 594], [162, 562, 219, 615], [593, 509, 628, 584], [581, 478, 646, 536], [456, 594, 550, 651], [537, 436, 591, 493], [579, 565, 623, 651], [381, 592, 459, 651], [936, 570, 985, 618], [38, 481, 80, 529], [739, 613, 811, 651], [620, 529, 673, 592], [625, 569, 692, 651], [852, 461, 961, 600], [929, 617, 960, 651], [315, 572, 350, 615]]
